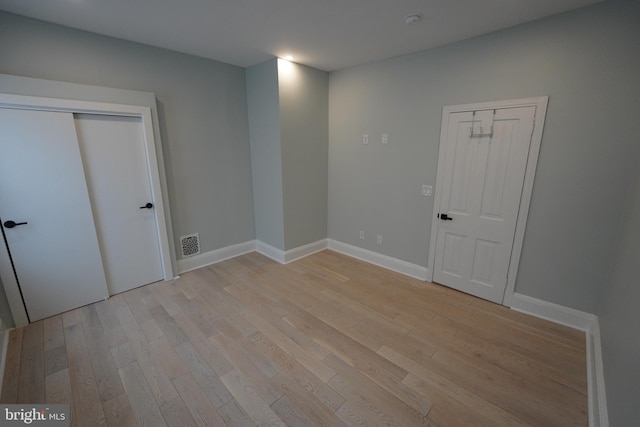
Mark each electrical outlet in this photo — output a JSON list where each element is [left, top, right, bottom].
[[377, 235, 382, 245], [422, 185, 433, 196], [382, 133, 388, 144], [359, 230, 365, 239], [362, 134, 369, 144]]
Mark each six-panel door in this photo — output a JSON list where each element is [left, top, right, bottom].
[[432, 106, 535, 303]]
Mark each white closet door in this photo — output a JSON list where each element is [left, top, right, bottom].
[[0, 108, 108, 322], [74, 114, 163, 295]]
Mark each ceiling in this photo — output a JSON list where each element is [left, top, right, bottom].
[[0, 0, 605, 71]]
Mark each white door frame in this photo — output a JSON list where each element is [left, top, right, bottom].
[[0, 93, 175, 327], [427, 96, 548, 306]]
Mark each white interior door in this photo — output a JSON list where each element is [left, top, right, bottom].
[[0, 108, 109, 322], [74, 114, 164, 295], [432, 106, 535, 303]]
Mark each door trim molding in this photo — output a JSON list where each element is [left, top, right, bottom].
[[427, 96, 549, 306], [0, 93, 175, 327]]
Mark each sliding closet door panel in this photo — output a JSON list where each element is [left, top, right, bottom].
[[0, 108, 108, 322], [74, 114, 163, 295]]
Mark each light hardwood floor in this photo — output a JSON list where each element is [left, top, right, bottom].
[[1, 250, 587, 426]]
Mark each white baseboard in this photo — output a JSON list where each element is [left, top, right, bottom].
[[508, 293, 608, 427], [255, 241, 285, 263], [587, 318, 609, 427], [256, 239, 328, 264], [283, 239, 328, 263], [509, 292, 595, 331], [327, 239, 428, 281], [177, 240, 256, 273]]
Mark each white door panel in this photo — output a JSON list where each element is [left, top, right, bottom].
[[0, 108, 108, 322], [74, 114, 163, 295], [433, 106, 535, 303]]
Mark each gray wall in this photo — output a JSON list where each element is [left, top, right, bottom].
[[247, 59, 328, 252], [279, 60, 329, 250], [598, 164, 640, 426], [0, 12, 255, 259], [328, 0, 640, 313], [246, 59, 285, 250]]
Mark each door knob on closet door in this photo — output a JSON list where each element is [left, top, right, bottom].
[[3, 220, 28, 228], [139, 203, 153, 209]]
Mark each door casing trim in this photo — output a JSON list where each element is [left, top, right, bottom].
[[427, 96, 549, 306]]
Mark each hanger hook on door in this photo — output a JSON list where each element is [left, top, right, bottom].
[[469, 110, 495, 139]]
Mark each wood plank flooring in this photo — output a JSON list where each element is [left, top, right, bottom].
[[1, 250, 587, 426]]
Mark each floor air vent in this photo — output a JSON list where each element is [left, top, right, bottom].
[[180, 233, 200, 257]]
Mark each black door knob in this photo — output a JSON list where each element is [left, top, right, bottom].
[[3, 220, 28, 228], [438, 213, 453, 221], [140, 203, 153, 209]]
